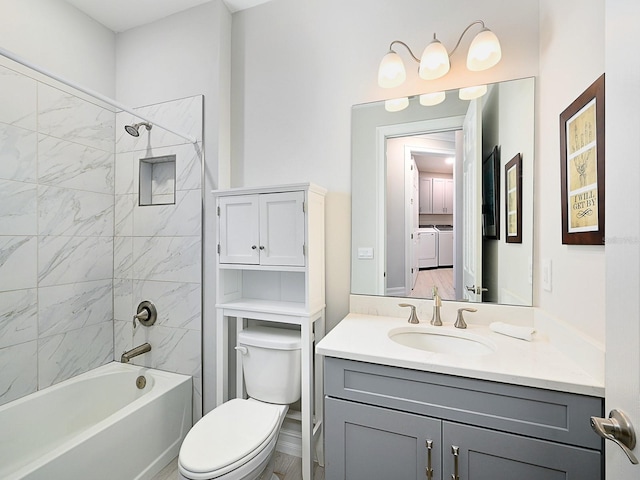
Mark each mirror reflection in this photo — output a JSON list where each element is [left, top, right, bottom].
[[351, 77, 534, 306]]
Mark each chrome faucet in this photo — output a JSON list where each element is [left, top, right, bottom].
[[431, 286, 442, 326], [120, 343, 151, 363], [454, 308, 477, 329], [398, 303, 420, 324]]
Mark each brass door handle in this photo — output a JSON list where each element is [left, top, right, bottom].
[[591, 409, 638, 464]]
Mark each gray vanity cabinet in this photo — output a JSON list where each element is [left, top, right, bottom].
[[324, 357, 603, 480]]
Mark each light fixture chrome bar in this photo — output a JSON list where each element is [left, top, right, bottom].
[[0, 46, 198, 144], [448, 20, 485, 57]]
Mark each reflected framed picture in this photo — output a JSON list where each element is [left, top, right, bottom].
[[559, 74, 605, 245], [482, 145, 500, 239], [505, 153, 522, 243]]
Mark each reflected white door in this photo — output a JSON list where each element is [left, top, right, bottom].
[[411, 159, 419, 289], [462, 99, 483, 302]]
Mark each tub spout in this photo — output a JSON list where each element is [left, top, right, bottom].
[[120, 343, 151, 363]]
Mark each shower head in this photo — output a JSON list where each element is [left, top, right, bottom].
[[124, 122, 152, 137]]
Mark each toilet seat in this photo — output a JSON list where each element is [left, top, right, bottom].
[[179, 399, 283, 480]]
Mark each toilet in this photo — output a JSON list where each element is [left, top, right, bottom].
[[178, 326, 302, 480]]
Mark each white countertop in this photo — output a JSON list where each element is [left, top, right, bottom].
[[316, 313, 605, 397]]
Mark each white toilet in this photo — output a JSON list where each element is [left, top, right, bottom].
[[178, 326, 302, 480]]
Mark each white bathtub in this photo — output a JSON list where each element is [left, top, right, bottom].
[[0, 362, 192, 480]]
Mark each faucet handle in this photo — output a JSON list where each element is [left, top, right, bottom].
[[398, 303, 420, 324], [455, 307, 477, 329]]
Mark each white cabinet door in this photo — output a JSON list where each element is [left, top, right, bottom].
[[419, 177, 432, 214], [444, 179, 454, 213], [433, 178, 454, 214], [218, 195, 260, 264], [219, 191, 306, 267], [259, 191, 305, 266]]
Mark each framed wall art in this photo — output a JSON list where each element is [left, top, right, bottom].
[[505, 153, 522, 243], [559, 74, 605, 245], [482, 145, 500, 240]]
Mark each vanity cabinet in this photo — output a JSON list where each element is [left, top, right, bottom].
[[324, 357, 603, 480], [432, 178, 454, 214], [218, 190, 305, 266]]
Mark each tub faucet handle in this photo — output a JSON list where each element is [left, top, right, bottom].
[[133, 301, 157, 329]]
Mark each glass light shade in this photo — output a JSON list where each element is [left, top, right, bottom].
[[466, 28, 502, 71], [385, 97, 410, 112], [378, 51, 406, 88], [459, 85, 488, 100], [418, 39, 450, 80], [419, 91, 446, 106]]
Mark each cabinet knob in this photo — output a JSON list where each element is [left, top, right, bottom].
[[251, 245, 257, 250], [259, 245, 265, 250]]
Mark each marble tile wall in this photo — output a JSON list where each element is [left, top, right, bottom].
[[0, 64, 203, 419], [113, 96, 203, 422], [0, 64, 116, 406]]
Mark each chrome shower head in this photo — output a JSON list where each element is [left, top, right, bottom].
[[124, 122, 152, 137]]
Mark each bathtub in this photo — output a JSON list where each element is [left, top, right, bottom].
[[0, 362, 192, 480]]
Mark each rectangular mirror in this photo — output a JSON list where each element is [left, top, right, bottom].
[[351, 77, 534, 306]]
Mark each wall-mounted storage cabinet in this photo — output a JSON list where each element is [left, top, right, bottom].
[[432, 177, 454, 214], [420, 176, 453, 215], [213, 183, 326, 480], [324, 358, 603, 480], [218, 191, 305, 267]]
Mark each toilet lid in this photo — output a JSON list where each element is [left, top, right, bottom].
[[179, 399, 281, 475]]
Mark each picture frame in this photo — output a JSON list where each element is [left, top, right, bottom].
[[559, 74, 605, 245], [505, 153, 522, 243], [482, 145, 500, 239]]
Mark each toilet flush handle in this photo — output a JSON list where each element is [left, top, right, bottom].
[[234, 346, 248, 355]]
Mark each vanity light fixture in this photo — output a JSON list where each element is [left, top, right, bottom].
[[419, 91, 446, 106], [385, 97, 410, 112], [458, 84, 488, 100], [377, 20, 502, 88]]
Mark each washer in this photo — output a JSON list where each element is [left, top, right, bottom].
[[434, 225, 453, 267]]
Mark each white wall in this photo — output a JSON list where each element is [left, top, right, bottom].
[[537, 0, 605, 340], [0, 0, 115, 96], [231, 0, 539, 330], [114, 0, 232, 413]]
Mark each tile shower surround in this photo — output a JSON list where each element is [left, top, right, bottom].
[[0, 63, 203, 420]]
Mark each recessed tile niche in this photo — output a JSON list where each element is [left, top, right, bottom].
[[139, 155, 176, 206]]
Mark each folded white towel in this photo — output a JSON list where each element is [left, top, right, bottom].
[[489, 322, 536, 341]]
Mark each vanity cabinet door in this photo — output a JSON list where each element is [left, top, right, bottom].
[[325, 397, 442, 480], [442, 421, 602, 480]]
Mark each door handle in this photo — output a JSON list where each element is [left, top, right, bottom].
[[465, 285, 488, 295], [591, 409, 638, 464]]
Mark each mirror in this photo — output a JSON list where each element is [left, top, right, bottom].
[[351, 77, 534, 306]]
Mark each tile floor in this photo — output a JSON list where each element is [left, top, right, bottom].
[[151, 452, 325, 480]]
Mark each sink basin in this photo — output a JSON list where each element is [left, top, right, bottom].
[[389, 327, 496, 356]]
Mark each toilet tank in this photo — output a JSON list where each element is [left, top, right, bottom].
[[237, 326, 302, 404]]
